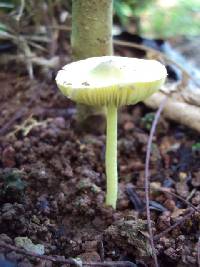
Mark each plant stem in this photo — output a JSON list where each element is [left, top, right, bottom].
[[105, 105, 118, 209]]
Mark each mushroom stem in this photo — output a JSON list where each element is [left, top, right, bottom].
[[105, 105, 118, 209]]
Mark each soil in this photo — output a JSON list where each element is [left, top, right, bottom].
[[0, 67, 199, 267]]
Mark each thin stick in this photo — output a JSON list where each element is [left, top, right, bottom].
[[145, 96, 168, 267], [154, 209, 194, 241], [198, 236, 200, 267], [157, 188, 199, 213], [0, 242, 135, 267], [114, 39, 200, 88], [15, 0, 25, 21]]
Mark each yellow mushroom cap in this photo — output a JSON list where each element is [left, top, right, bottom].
[[56, 56, 167, 107]]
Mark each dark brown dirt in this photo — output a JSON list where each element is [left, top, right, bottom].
[[0, 71, 199, 267]]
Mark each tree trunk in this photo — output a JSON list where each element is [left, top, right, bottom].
[[72, 0, 113, 60], [71, 0, 113, 132]]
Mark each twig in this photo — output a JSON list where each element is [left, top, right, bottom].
[[15, 0, 25, 21], [154, 209, 194, 241], [198, 236, 200, 267], [145, 96, 168, 267], [0, 242, 136, 267]]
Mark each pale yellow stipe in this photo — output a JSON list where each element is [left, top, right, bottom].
[[56, 56, 167, 209]]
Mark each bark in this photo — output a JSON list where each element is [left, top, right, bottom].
[[72, 0, 113, 60]]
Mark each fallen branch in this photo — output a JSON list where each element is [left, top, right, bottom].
[[0, 242, 136, 267], [0, 53, 60, 69], [145, 92, 200, 132]]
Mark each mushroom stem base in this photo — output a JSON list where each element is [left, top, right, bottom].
[[105, 105, 118, 209]]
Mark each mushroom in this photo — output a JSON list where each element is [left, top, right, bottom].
[[56, 56, 167, 209]]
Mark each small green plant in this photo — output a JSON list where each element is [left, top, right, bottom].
[[56, 56, 166, 208], [141, 112, 155, 131]]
